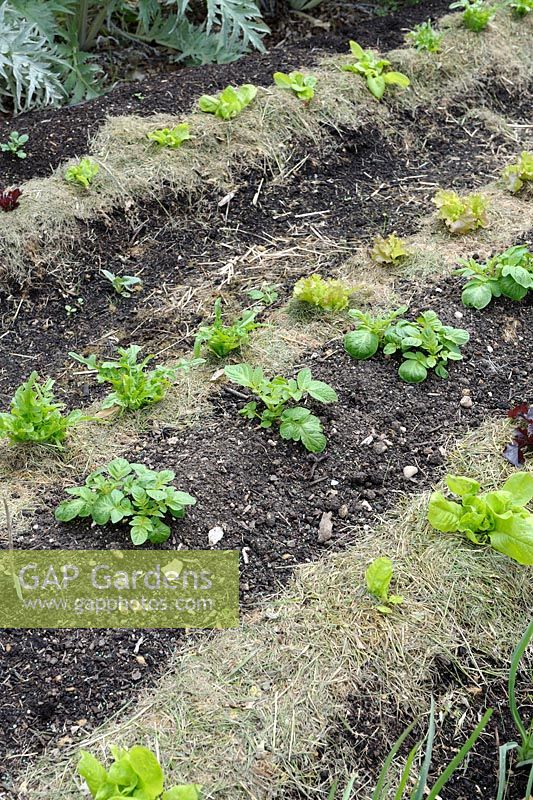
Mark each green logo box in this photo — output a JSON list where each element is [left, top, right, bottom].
[[0, 550, 239, 629]]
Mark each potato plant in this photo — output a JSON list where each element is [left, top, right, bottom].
[[342, 41, 410, 100], [432, 189, 489, 234], [55, 458, 196, 545], [293, 274, 353, 312], [65, 157, 99, 188], [455, 244, 533, 308], [198, 84, 257, 119], [273, 71, 317, 101], [1, 131, 28, 158]]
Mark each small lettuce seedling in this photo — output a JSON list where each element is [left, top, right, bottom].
[[247, 283, 279, 306], [405, 20, 443, 52], [450, 0, 495, 30], [365, 556, 404, 614], [432, 189, 489, 234], [79, 745, 201, 800], [194, 298, 261, 359], [65, 157, 99, 189], [273, 71, 317, 101], [1, 131, 28, 158], [56, 458, 196, 545], [503, 404, 533, 467], [508, 0, 533, 15], [501, 151, 533, 193], [147, 123, 191, 149], [0, 372, 83, 448], [224, 363, 338, 453], [0, 187, 21, 211], [454, 244, 533, 308], [293, 274, 353, 312], [427, 472, 533, 565], [342, 41, 410, 100], [102, 269, 143, 297], [199, 84, 257, 120], [370, 233, 409, 264]]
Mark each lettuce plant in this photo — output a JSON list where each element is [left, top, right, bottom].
[[432, 189, 489, 234], [102, 269, 143, 297], [70, 345, 201, 412], [508, 0, 533, 15], [198, 84, 257, 119], [342, 41, 410, 100], [501, 151, 533, 193], [194, 298, 261, 358], [0, 372, 83, 448], [454, 245, 533, 308], [56, 458, 196, 545], [0, 187, 22, 211], [147, 123, 191, 149], [224, 363, 338, 453], [370, 233, 409, 264], [65, 157, 99, 189], [405, 20, 443, 52], [293, 274, 353, 312], [273, 71, 317, 101], [450, 0, 495, 30], [503, 404, 533, 467], [365, 557, 404, 614], [427, 472, 533, 565], [1, 131, 28, 158]]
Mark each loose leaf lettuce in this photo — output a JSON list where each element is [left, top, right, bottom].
[[432, 189, 489, 234], [501, 151, 533, 193], [503, 404, 533, 467], [293, 274, 353, 312], [273, 71, 317, 101], [342, 41, 410, 100], [365, 556, 404, 614], [370, 233, 410, 265], [198, 84, 257, 119]]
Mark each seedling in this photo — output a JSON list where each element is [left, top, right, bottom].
[[0, 187, 21, 211], [64, 157, 99, 189], [503, 404, 533, 467], [370, 233, 409, 264], [0, 372, 83, 448], [449, 0, 495, 31], [65, 297, 84, 316], [1, 131, 28, 158], [365, 557, 404, 614], [501, 151, 533, 193], [344, 307, 469, 383], [508, 0, 533, 14], [273, 71, 317, 101], [454, 245, 533, 308], [427, 472, 533, 565], [147, 123, 191, 149], [198, 84, 257, 120], [246, 283, 279, 306], [293, 274, 353, 312], [496, 619, 533, 800], [432, 189, 489, 233], [101, 269, 143, 297], [56, 458, 196, 545], [405, 20, 443, 52], [78, 745, 201, 800], [342, 41, 410, 100], [70, 345, 201, 413], [224, 363, 338, 453], [193, 298, 261, 359]]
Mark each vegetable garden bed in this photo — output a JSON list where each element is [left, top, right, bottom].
[[0, 2, 532, 800]]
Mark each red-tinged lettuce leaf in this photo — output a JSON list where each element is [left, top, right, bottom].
[[503, 404, 533, 467], [0, 188, 22, 211]]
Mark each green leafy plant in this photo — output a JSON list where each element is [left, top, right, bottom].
[[341, 40, 410, 100], [344, 307, 469, 383], [70, 345, 202, 413], [224, 363, 337, 452], [198, 84, 257, 119], [507, 0, 533, 15], [193, 298, 261, 358], [0, 372, 82, 448], [454, 245, 533, 309], [372, 698, 493, 800], [64, 157, 99, 189], [365, 556, 404, 614], [427, 472, 533, 565], [102, 270, 143, 297], [496, 618, 533, 800], [246, 283, 279, 306], [293, 274, 353, 312], [56, 458, 196, 545], [449, 0, 495, 30], [147, 123, 191, 149], [78, 745, 201, 800], [273, 70, 317, 101], [432, 189, 489, 234], [1, 131, 28, 158], [370, 233, 410, 264], [405, 20, 443, 52], [501, 151, 533, 193]]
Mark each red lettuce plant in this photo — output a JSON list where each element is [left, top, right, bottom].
[[0, 188, 22, 211], [503, 404, 533, 466]]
